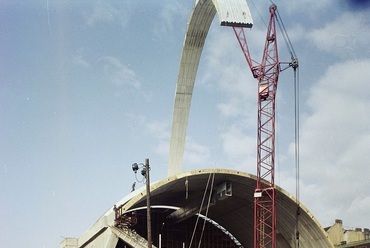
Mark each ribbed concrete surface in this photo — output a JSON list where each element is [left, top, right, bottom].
[[122, 169, 334, 248], [168, 0, 253, 176]]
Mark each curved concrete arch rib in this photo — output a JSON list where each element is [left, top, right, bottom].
[[168, 0, 253, 176]]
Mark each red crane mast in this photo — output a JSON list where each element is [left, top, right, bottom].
[[233, 4, 298, 248]]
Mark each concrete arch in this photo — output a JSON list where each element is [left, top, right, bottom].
[[71, 169, 334, 247], [61, 2, 335, 247], [117, 169, 333, 247], [168, 0, 253, 176]]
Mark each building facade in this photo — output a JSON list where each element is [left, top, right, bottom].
[[326, 219, 370, 248]]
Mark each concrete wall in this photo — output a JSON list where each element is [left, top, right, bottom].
[[344, 228, 365, 243], [59, 229, 118, 248], [60, 238, 78, 248], [82, 228, 118, 248], [327, 219, 344, 245], [327, 219, 370, 246]]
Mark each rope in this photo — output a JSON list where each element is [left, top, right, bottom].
[[197, 173, 215, 248], [185, 176, 189, 199], [189, 173, 212, 247], [275, 8, 297, 60], [275, 6, 300, 246], [294, 66, 301, 248], [276, 92, 281, 186], [250, 0, 268, 28], [294, 68, 300, 202]]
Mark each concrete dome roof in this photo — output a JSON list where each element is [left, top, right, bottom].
[[118, 168, 333, 248]]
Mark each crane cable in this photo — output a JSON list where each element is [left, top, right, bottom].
[[294, 66, 300, 248], [189, 173, 214, 247], [275, 8, 297, 60], [250, 0, 268, 28], [197, 173, 215, 248], [275, 7, 301, 247]]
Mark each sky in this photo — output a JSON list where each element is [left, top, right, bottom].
[[0, 0, 369, 247]]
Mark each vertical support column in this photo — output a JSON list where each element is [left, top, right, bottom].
[[145, 158, 152, 248]]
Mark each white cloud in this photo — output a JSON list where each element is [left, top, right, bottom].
[[346, 195, 370, 227], [72, 54, 90, 68], [97, 56, 141, 89], [153, 140, 170, 160], [291, 58, 370, 227], [83, 1, 129, 28], [182, 22, 271, 173], [307, 11, 370, 60], [183, 138, 211, 169], [218, 97, 245, 118], [220, 124, 256, 172], [148, 121, 171, 158], [152, 1, 189, 37], [200, 27, 258, 121], [147, 121, 170, 140], [85, 4, 115, 25], [283, 23, 306, 45], [125, 112, 146, 131], [282, 0, 332, 18]]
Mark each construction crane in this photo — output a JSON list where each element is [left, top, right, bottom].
[[232, 3, 298, 248]]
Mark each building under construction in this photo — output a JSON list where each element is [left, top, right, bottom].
[[60, 169, 370, 248], [60, 0, 369, 247], [60, 169, 333, 248]]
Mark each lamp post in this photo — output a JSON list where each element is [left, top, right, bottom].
[[132, 158, 152, 248]]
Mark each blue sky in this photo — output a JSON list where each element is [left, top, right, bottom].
[[1, 1, 369, 247]]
